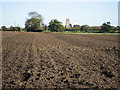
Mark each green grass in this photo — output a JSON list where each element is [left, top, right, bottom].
[[43, 30, 52, 32], [21, 30, 26, 32], [52, 31, 119, 35], [18, 30, 120, 35]]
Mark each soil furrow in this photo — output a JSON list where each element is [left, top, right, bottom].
[[2, 32, 119, 88]]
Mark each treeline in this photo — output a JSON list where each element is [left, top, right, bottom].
[[1, 11, 120, 33], [66, 22, 120, 33], [1, 23, 119, 33], [1, 26, 25, 31]]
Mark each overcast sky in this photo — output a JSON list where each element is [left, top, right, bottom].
[[1, 0, 118, 27]]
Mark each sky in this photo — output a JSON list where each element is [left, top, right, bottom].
[[118, 1, 120, 26], [1, 0, 119, 28]]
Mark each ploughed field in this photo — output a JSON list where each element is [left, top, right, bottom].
[[2, 31, 119, 88]]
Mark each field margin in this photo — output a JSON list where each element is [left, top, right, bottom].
[[52, 32, 120, 35]]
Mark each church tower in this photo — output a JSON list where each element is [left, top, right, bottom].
[[66, 18, 70, 29]]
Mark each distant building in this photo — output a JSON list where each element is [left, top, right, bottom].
[[66, 18, 70, 29]]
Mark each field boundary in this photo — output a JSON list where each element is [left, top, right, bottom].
[[52, 32, 120, 35]]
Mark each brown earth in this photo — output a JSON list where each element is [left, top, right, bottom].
[[2, 31, 119, 88]]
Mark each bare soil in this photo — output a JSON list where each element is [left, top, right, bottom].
[[2, 31, 119, 88]]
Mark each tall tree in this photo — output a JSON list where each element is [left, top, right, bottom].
[[25, 11, 43, 32], [81, 25, 90, 32], [1, 26, 7, 31], [48, 19, 64, 32], [101, 22, 112, 32]]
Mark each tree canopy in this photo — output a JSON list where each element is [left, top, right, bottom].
[[48, 19, 64, 32], [25, 11, 43, 32], [81, 25, 90, 32], [2, 26, 7, 31], [101, 22, 112, 32]]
